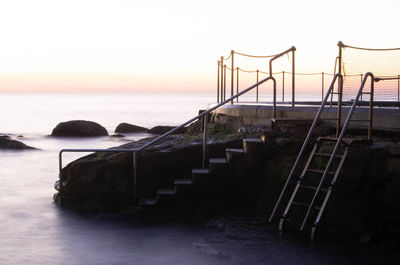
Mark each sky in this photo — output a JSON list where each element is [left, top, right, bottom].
[[0, 0, 399, 93]]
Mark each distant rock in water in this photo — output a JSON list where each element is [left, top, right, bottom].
[[149, 125, 187, 135], [51, 120, 108, 137], [0, 138, 36, 150], [115, 123, 149, 133]]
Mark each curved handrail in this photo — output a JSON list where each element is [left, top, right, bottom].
[[58, 75, 277, 203]]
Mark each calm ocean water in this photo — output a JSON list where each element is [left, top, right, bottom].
[[0, 93, 395, 265]]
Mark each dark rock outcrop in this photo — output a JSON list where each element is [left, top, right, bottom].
[[149, 125, 187, 135], [115, 123, 149, 133], [51, 120, 108, 137], [0, 137, 36, 150]]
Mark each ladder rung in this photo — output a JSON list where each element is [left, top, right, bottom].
[[317, 137, 352, 146], [314, 152, 343, 158], [330, 92, 339, 95], [292, 201, 321, 210], [299, 185, 328, 192], [361, 92, 372, 94], [307, 169, 336, 175]]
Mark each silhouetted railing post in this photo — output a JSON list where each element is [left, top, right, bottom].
[[398, 75, 400, 105], [256, 70, 259, 102], [292, 49, 295, 106], [220, 56, 224, 102], [282, 71, 285, 102], [322, 72, 324, 101], [231, 50, 234, 104], [202, 113, 208, 168], [223, 65, 227, 101], [236, 67, 239, 102], [360, 74, 363, 101], [217, 60, 220, 103]]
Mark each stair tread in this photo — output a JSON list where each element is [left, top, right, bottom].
[[243, 138, 263, 143], [156, 188, 176, 196], [209, 158, 227, 164], [317, 137, 352, 145], [192, 168, 210, 174], [226, 148, 245, 153], [139, 198, 158, 206], [174, 178, 193, 185]]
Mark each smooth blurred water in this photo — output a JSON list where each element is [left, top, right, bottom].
[[0, 93, 397, 265]]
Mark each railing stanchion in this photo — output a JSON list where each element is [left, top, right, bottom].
[[398, 75, 400, 108], [368, 77, 374, 140], [336, 74, 343, 137], [236, 67, 239, 102], [224, 65, 227, 101], [282, 71, 285, 103], [322, 72, 324, 101], [256, 70, 259, 103], [202, 113, 208, 168], [220, 57, 224, 102], [292, 49, 295, 107], [273, 77, 277, 119], [231, 50, 234, 104], [360, 74, 363, 101], [217, 60, 220, 103]]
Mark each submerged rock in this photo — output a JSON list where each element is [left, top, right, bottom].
[[51, 120, 108, 137], [0, 138, 36, 150], [115, 123, 149, 133]]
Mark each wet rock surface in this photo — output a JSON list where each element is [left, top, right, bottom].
[[51, 120, 108, 137], [149, 125, 187, 135]]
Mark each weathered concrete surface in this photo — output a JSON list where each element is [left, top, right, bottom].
[[214, 105, 400, 132]]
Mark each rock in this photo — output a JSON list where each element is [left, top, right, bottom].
[[0, 138, 36, 150], [110, 134, 125, 138], [149, 125, 187, 135], [51, 120, 108, 137], [115, 123, 149, 133], [386, 158, 400, 176]]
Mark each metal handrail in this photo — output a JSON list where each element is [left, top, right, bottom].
[[58, 75, 276, 204], [268, 73, 343, 223]]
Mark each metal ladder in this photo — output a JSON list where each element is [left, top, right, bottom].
[[278, 136, 352, 240], [268, 72, 376, 239]]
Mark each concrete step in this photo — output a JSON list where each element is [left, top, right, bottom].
[[243, 138, 264, 153], [174, 178, 193, 185], [209, 158, 228, 165], [226, 148, 245, 162], [192, 168, 210, 175], [139, 198, 158, 206], [156, 188, 176, 196]]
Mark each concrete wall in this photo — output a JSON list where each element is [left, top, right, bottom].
[[213, 104, 400, 132]]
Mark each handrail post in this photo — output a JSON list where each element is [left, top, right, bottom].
[[217, 60, 220, 103], [398, 75, 400, 106], [220, 57, 224, 102], [368, 77, 374, 140], [321, 72, 324, 101], [236, 67, 239, 102], [58, 151, 63, 206], [224, 65, 227, 101], [292, 49, 295, 107], [360, 74, 363, 101], [272, 77, 277, 119], [282, 71, 285, 102], [132, 151, 137, 202], [336, 74, 343, 137], [202, 114, 208, 168], [231, 50, 234, 104], [256, 70, 259, 103]]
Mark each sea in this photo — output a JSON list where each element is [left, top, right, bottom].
[[0, 93, 397, 265]]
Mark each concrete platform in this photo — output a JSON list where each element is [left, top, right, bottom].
[[213, 104, 400, 132]]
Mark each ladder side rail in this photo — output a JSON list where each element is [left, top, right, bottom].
[[268, 73, 343, 222], [300, 73, 375, 231]]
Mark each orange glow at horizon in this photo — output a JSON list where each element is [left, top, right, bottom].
[[0, 0, 399, 94]]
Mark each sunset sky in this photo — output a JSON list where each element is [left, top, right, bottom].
[[0, 0, 399, 93]]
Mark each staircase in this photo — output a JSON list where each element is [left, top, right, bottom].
[[138, 137, 264, 208]]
